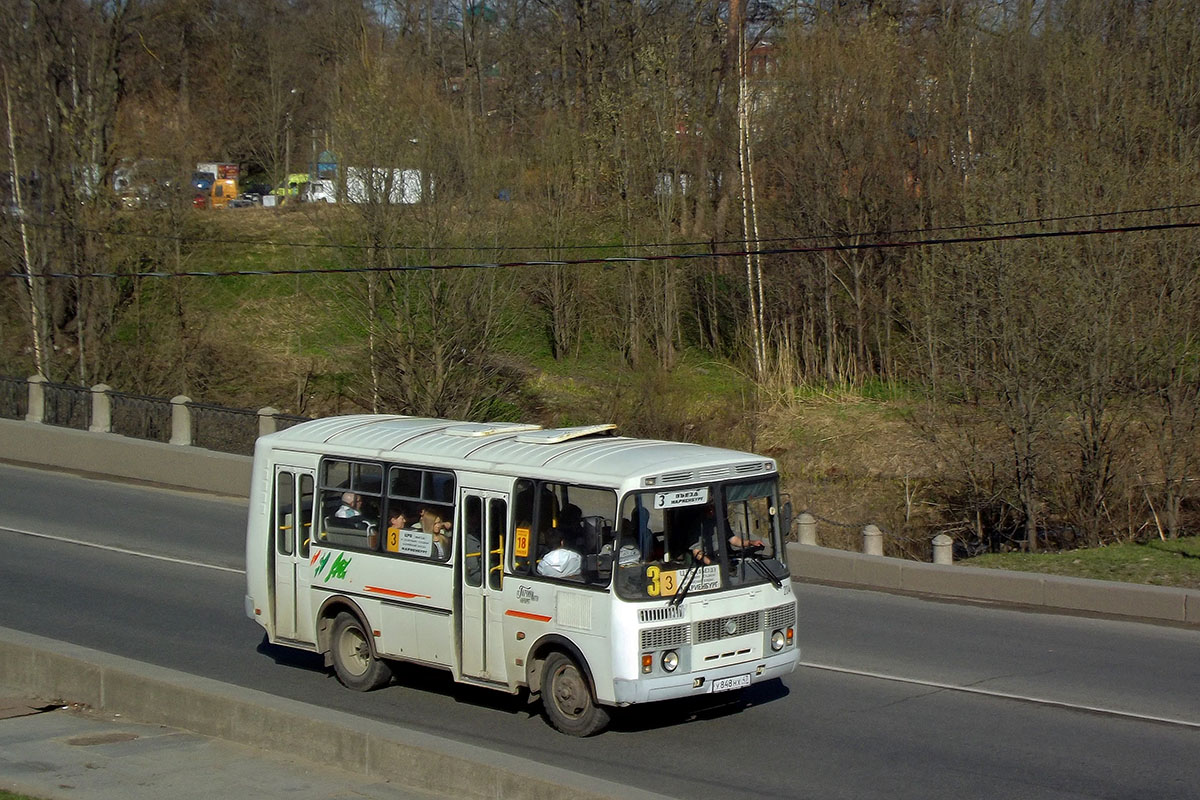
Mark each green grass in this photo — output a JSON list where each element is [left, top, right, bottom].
[[0, 791, 43, 800], [965, 537, 1200, 590]]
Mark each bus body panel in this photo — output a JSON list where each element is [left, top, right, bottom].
[[500, 579, 614, 696], [308, 548, 455, 666]]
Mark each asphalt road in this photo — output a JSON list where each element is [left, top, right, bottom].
[[1, 462, 1198, 799]]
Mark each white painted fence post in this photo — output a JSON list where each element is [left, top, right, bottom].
[[797, 512, 818, 546], [170, 395, 192, 446], [258, 406, 279, 439], [25, 374, 45, 424], [932, 533, 954, 565], [90, 384, 112, 433], [862, 524, 883, 556]]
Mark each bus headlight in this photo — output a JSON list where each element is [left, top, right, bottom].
[[771, 630, 786, 652], [661, 650, 679, 672]]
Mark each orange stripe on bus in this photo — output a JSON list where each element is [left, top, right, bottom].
[[365, 585, 432, 600], [505, 609, 552, 623]]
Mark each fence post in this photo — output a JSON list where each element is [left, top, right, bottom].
[[932, 534, 954, 565], [258, 406, 279, 439], [862, 524, 883, 556], [170, 395, 192, 446], [25, 374, 46, 424], [797, 512, 818, 546], [89, 384, 112, 433]]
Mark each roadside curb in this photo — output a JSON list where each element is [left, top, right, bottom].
[[787, 542, 1200, 627], [0, 626, 670, 800]]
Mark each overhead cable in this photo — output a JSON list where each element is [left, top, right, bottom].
[[6, 219, 1198, 280]]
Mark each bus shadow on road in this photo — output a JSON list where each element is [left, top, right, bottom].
[[254, 635, 535, 717], [255, 635, 327, 673], [609, 677, 791, 733], [387, 660, 535, 717], [254, 633, 789, 731]]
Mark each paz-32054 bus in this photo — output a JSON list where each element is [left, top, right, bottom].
[[244, 415, 800, 735]]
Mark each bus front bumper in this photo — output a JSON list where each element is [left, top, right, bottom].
[[611, 649, 799, 705]]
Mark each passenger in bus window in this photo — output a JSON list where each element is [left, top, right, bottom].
[[537, 533, 582, 578], [617, 535, 641, 565], [726, 503, 765, 551], [389, 506, 414, 530], [419, 506, 451, 559], [335, 492, 364, 519], [690, 504, 763, 565]]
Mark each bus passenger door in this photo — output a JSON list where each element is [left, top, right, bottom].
[[459, 491, 508, 681], [272, 466, 316, 643]]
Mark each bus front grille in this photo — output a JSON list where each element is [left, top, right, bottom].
[[766, 602, 796, 629], [695, 610, 762, 643], [641, 624, 690, 650], [639, 605, 685, 623]]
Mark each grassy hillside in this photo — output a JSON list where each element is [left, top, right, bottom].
[[13, 206, 1195, 588]]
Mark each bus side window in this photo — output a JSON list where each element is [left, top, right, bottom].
[[464, 496, 483, 587], [299, 473, 314, 558], [488, 498, 506, 590], [533, 485, 560, 565], [317, 459, 383, 550], [510, 479, 535, 576], [275, 472, 295, 556]]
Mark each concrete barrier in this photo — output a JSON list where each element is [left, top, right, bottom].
[[0, 626, 669, 800], [786, 542, 1200, 627], [0, 417, 251, 497]]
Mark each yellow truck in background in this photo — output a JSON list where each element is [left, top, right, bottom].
[[267, 173, 311, 205], [193, 163, 240, 209], [209, 177, 239, 208]]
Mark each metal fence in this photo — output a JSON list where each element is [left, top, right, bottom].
[[0, 375, 26, 419], [191, 402, 260, 456], [110, 391, 173, 444], [44, 382, 91, 430], [6, 374, 311, 455]]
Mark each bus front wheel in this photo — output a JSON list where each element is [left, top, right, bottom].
[[330, 612, 391, 691], [541, 651, 610, 736]]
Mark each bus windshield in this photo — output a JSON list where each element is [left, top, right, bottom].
[[613, 478, 789, 601]]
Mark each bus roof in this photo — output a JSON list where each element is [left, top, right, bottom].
[[261, 415, 775, 489]]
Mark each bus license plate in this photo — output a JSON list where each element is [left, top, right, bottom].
[[710, 674, 751, 693]]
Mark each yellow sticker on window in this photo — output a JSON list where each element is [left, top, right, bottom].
[[515, 525, 531, 558], [645, 565, 678, 597]]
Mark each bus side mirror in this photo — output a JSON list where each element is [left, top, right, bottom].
[[782, 501, 794, 538]]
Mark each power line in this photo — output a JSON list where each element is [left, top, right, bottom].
[[9, 201, 1200, 253], [6, 219, 1198, 280]]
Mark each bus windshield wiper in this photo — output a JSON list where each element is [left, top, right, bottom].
[[670, 558, 704, 607], [746, 555, 781, 588]]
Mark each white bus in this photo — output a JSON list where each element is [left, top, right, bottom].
[[244, 415, 800, 735]]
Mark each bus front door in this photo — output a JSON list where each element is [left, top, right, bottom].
[[272, 466, 316, 643], [459, 491, 508, 681]]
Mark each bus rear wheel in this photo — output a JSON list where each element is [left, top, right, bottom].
[[330, 612, 391, 691], [541, 651, 610, 736]]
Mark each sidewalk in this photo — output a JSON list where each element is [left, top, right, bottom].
[[0, 627, 666, 800], [0, 693, 442, 800]]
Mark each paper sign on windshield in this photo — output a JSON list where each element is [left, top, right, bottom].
[[654, 487, 710, 509], [647, 564, 721, 596], [387, 527, 433, 557]]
